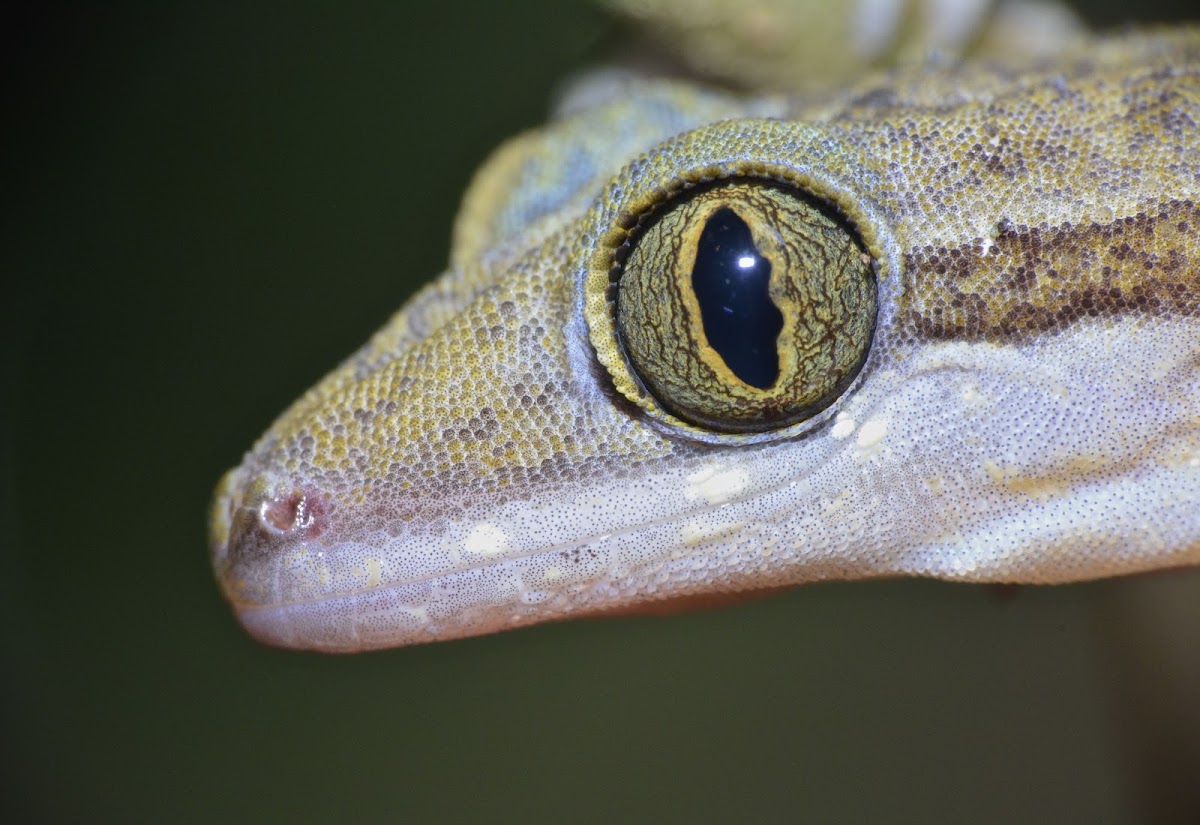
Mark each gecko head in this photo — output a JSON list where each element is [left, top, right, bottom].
[[210, 89, 1200, 652], [208, 115, 899, 652]]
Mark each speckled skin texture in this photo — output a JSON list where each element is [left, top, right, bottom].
[[210, 7, 1200, 651]]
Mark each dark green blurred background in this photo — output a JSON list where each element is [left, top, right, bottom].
[[6, 2, 1199, 823]]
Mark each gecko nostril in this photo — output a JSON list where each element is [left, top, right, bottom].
[[256, 486, 330, 537], [211, 476, 337, 611]]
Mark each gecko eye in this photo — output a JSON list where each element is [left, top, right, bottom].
[[608, 178, 877, 435]]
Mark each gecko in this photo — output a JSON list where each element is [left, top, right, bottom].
[[209, 1, 1200, 652]]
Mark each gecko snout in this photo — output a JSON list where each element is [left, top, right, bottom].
[[209, 467, 336, 609]]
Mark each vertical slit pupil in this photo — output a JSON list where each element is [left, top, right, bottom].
[[690, 208, 783, 389]]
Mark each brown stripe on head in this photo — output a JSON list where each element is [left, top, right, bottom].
[[899, 199, 1200, 343]]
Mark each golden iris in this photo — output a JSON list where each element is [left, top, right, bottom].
[[615, 179, 877, 433]]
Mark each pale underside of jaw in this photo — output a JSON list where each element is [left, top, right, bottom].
[[233, 316, 1200, 652]]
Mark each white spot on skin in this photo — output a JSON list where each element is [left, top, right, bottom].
[[399, 605, 429, 624], [982, 459, 1008, 485], [464, 522, 509, 555], [856, 417, 889, 448], [831, 415, 857, 439], [680, 520, 745, 547], [960, 381, 986, 407], [685, 465, 749, 505], [822, 490, 851, 516], [364, 557, 382, 587]]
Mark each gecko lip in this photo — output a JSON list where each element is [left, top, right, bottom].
[[207, 457, 739, 650], [214, 503, 594, 652], [208, 451, 854, 651], [231, 570, 482, 651], [211, 476, 596, 650], [210, 467, 590, 645]]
